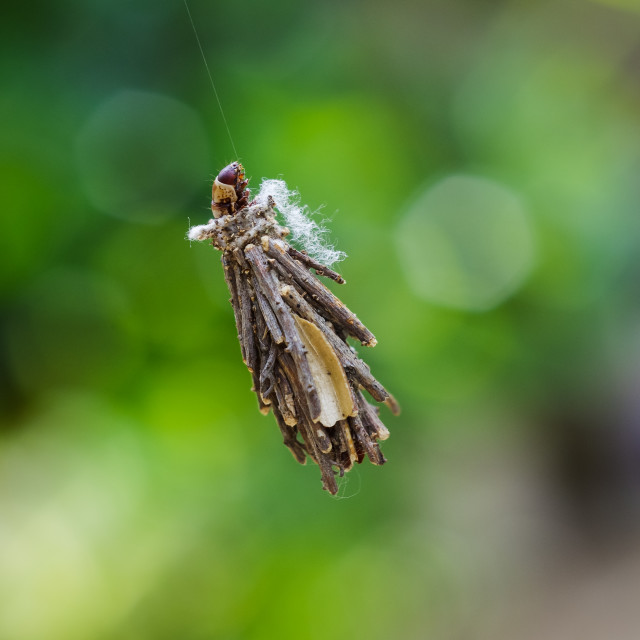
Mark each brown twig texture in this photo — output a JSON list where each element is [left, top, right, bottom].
[[190, 162, 398, 494]]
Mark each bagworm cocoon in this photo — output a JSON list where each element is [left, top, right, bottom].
[[189, 162, 398, 494]]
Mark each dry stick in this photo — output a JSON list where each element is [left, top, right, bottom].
[[314, 424, 333, 454], [251, 273, 285, 344], [279, 282, 394, 407], [269, 257, 349, 339], [226, 255, 267, 411], [222, 254, 245, 360], [230, 250, 270, 409], [304, 418, 337, 493], [286, 245, 345, 284], [259, 342, 278, 400], [273, 368, 297, 426], [233, 264, 256, 370], [279, 352, 338, 494], [252, 290, 270, 354], [349, 419, 366, 465], [356, 390, 391, 441], [290, 378, 338, 495], [272, 403, 307, 465], [244, 244, 322, 422], [232, 245, 248, 271], [331, 420, 350, 474], [350, 412, 385, 465], [342, 419, 359, 467], [263, 237, 377, 346], [234, 264, 270, 413], [267, 237, 373, 344], [335, 420, 355, 473]]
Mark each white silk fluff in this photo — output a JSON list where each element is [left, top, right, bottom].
[[254, 179, 346, 266]]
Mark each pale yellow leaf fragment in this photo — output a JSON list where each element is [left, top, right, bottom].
[[343, 422, 358, 463], [293, 315, 357, 427]]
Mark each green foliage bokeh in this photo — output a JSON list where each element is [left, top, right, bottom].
[[2, 1, 640, 638]]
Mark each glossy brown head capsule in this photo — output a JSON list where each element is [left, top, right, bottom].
[[217, 162, 240, 186], [211, 161, 250, 217]]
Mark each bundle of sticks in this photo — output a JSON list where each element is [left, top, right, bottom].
[[189, 162, 398, 494]]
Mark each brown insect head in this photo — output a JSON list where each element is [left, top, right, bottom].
[[211, 161, 250, 217]]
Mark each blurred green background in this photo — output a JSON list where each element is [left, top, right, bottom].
[[2, 0, 640, 638]]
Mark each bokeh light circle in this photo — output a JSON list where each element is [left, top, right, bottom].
[[397, 175, 535, 311], [76, 90, 210, 224]]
